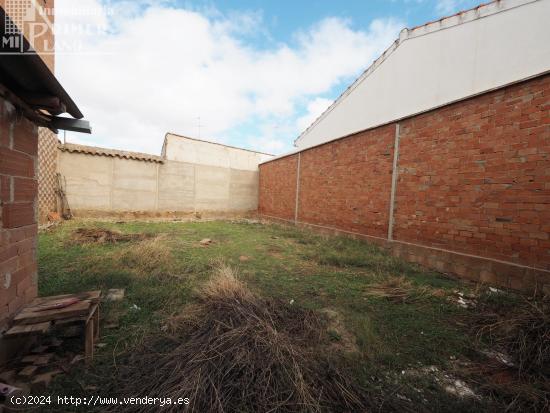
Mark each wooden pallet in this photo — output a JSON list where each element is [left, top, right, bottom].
[[6, 291, 101, 364]]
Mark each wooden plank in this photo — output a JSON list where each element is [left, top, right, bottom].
[[14, 300, 91, 325], [5, 322, 51, 337], [29, 290, 101, 306], [84, 318, 94, 365], [86, 304, 98, 324], [93, 305, 99, 341]]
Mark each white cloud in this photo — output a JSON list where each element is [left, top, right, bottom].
[[296, 98, 334, 134], [435, 0, 473, 15], [55, 1, 402, 154]]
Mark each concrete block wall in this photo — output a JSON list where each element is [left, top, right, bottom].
[[0, 99, 39, 331], [57, 151, 261, 216], [259, 73, 550, 293]]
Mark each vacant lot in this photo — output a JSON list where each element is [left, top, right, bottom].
[[36, 220, 547, 412]]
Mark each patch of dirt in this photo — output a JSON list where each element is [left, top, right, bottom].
[[321, 308, 359, 353], [71, 228, 152, 244]]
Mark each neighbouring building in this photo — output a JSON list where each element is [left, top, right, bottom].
[[259, 0, 550, 292], [0, 0, 89, 333], [55, 134, 273, 218]]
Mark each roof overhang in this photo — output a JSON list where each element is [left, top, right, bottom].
[[0, 6, 91, 133]]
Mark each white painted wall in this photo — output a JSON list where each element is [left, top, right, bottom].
[[295, 0, 550, 150], [164, 134, 273, 171]]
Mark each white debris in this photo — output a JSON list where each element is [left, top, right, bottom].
[[106, 288, 125, 301], [444, 379, 479, 399], [403, 365, 481, 400], [482, 349, 515, 367]]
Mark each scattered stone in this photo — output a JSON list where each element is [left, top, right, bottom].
[[95, 343, 107, 349], [239, 255, 250, 262], [200, 238, 212, 246], [106, 288, 125, 302], [130, 304, 141, 311]]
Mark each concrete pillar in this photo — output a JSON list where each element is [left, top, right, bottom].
[[388, 123, 400, 240]]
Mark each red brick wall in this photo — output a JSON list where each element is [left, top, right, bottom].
[[395, 75, 550, 270], [258, 154, 298, 221], [258, 74, 550, 291], [0, 98, 39, 330], [298, 124, 395, 238]]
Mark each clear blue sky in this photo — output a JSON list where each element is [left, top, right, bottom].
[[57, 0, 483, 154]]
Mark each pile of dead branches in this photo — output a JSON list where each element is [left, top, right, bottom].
[[110, 263, 369, 413]]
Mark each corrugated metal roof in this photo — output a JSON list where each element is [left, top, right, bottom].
[[59, 143, 164, 163]]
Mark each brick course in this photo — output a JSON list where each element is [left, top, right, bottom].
[[259, 74, 550, 292], [258, 154, 298, 221], [395, 75, 550, 270], [298, 124, 395, 238], [0, 99, 39, 331]]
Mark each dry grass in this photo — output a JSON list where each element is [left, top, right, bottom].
[[364, 276, 435, 303], [472, 297, 549, 376], [110, 262, 370, 413], [113, 235, 174, 277], [463, 294, 550, 411]]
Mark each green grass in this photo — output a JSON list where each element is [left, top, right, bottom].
[[34, 219, 509, 411]]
